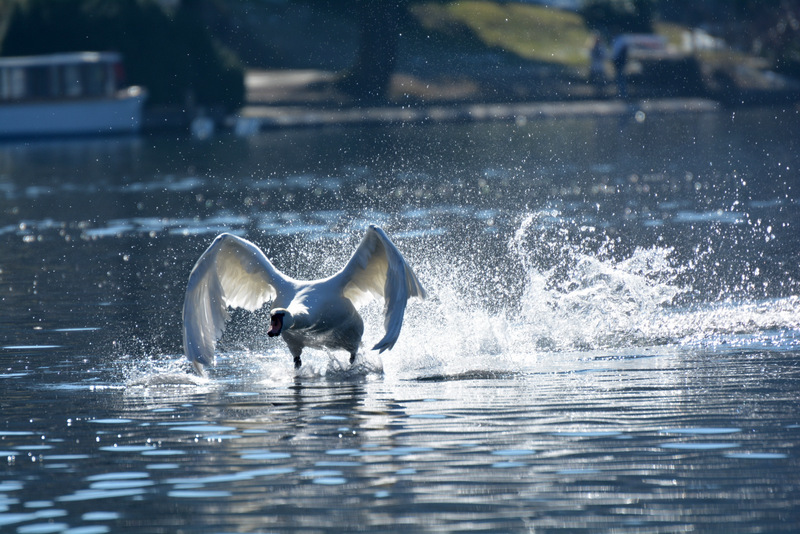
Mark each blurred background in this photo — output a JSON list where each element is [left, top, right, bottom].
[[1, 0, 798, 130]]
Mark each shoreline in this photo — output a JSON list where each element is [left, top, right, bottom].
[[142, 67, 799, 135], [236, 97, 720, 131]]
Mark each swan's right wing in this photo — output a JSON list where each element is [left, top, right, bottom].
[[182, 233, 284, 373], [338, 225, 426, 352]]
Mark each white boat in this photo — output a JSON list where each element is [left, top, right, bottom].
[[0, 51, 147, 138]]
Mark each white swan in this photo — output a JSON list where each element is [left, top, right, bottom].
[[182, 225, 426, 374]]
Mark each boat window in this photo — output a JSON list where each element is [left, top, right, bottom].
[[0, 69, 7, 100], [27, 66, 51, 99], [0, 54, 126, 101], [48, 65, 61, 97], [84, 62, 109, 97], [0, 67, 28, 100], [64, 64, 82, 97]]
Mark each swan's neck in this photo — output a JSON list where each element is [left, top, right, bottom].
[[279, 309, 295, 329]]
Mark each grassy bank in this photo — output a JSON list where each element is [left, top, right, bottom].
[[405, 1, 798, 104], [412, 2, 591, 69]]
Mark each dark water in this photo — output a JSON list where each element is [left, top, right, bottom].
[[1, 107, 800, 532]]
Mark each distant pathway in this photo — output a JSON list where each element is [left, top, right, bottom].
[[241, 69, 719, 129], [152, 65, 798, 134], [246, 70, 341, 106]]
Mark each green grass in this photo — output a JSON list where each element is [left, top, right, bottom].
[[411, 1, 592, 68]]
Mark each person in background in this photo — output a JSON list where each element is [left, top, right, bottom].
[[611, 35, 629, 99], [588, 34, 607, 91]]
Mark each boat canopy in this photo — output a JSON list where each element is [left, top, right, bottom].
[[0, 51, 127, 101]]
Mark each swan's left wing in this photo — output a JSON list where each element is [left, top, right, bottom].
[[183, 233, 284, 374], [338, 225, 426, 352]]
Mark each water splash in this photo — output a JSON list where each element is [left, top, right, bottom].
[[123, 213, 800, 384], [121, 354, 209, 388], [376, 212, 800, 379]]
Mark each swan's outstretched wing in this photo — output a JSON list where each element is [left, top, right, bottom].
[[183, 233, 285, 373], [338, 225, 426, 352]]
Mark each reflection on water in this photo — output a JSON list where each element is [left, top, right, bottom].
[[1, 107, 800, 532], [2, 349, 799, 532]]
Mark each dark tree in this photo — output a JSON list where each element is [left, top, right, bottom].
[[580, 0, 655, 36], [297, 0, 410, 102], [0, 0, 245, 109], [335, 0, 407, 102]]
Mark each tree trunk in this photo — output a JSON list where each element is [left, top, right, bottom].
[[337, 1, 405, 103]]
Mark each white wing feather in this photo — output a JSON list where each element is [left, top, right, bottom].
[[339, 225, 426, 352], [182, 233, 286, 371]]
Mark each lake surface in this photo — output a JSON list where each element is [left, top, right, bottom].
[[1, 106, 800, 533]]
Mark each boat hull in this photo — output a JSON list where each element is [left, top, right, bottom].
[[0, 89, 146, 138]]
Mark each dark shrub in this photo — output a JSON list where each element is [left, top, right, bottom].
[[580, 0, 654, 36], [1, 0, 244, 109]]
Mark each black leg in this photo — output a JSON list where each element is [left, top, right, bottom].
[[289, 347, 303, 369]]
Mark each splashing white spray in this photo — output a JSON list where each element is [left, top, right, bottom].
[[375, 213, 800, 380], [125, 215, 800, 385]]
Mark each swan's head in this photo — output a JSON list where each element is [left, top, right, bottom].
[[268, 308, 293, 337]]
